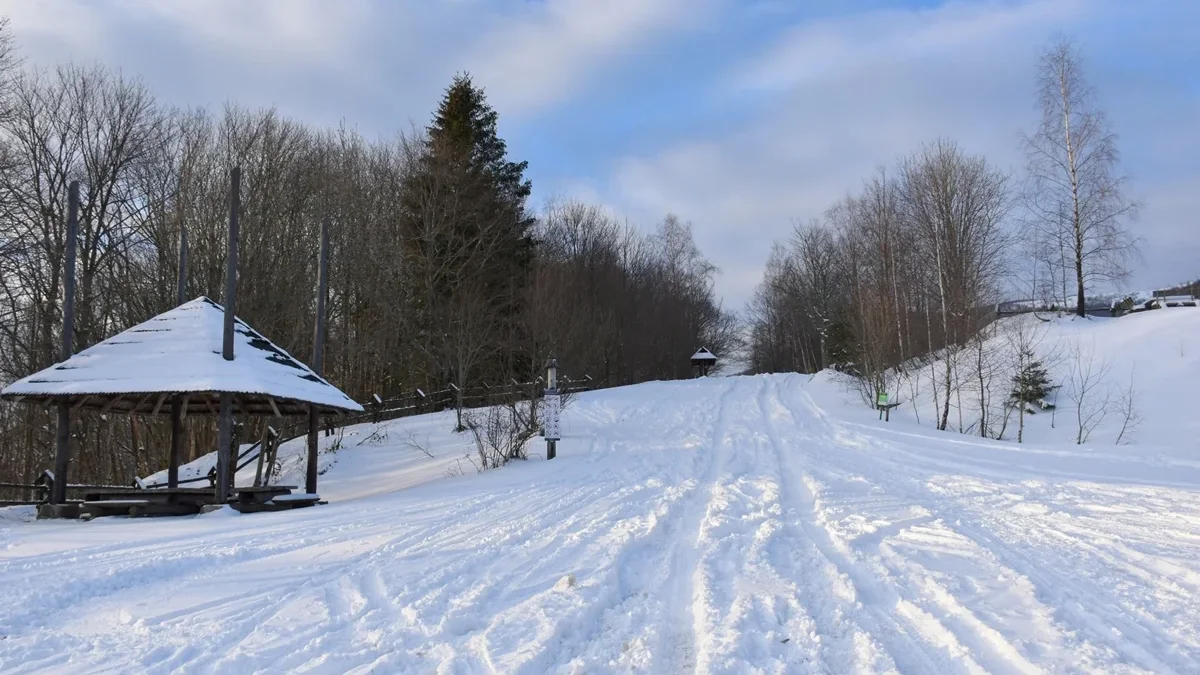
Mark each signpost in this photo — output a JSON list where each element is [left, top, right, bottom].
[[877, 392, 894, 422], [543, 357, 560, 460]]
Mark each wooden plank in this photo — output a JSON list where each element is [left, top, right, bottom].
[[180, 394, 190, 421], [229, 497, 319, 514], [129, 503, 201, 518], [71, 395, 92, 411], [267, 396, 282, 418]]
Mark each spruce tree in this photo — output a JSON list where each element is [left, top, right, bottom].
[[1011, 350, 1053, 411], [400, 73, 535, 400]]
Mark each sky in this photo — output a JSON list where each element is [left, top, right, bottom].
[[2, 0, 1196, 309]]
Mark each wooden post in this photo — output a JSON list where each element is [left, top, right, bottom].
[[177, 227, 188, 304], [306, 217, 329, 496], [216, 167, 240, 503], [222, 168, 239, 361], [168, 227, 187, 491], [50, 181, 79, 505], [168, 396, 182, 490], [253, 424, 268, 487]]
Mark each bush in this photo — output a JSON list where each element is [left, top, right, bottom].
[[464, 399, 538, 470]]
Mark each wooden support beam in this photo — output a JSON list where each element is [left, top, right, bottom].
[[204, 395, 217, 416], [71, 395, 91, 412], [151, 392, 168, 416], [132, 393, 154, 414], [179, 394, 190, 421], [99, 395, 125, 415], [267, 396, 282, 418]]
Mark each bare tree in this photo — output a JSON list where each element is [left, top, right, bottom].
[[1024, 36, 1139, 317], [1065, 338, 1114, 444], [1114, 366, 1142, 445], [901, 140, 1012, 431]]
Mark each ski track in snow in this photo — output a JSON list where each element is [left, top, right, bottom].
[[1, 373, 1198, 674]]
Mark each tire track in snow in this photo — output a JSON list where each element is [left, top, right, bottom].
[[495, 377, 741, 673], [653, 375, 748, 674], [831, 420, 1197, 672], [770, 378, 997, 674], [277, 379, 736, 674], [757, 376, 890, 673], [784, 379, 1193, 674], [682, 375, 797, 673]]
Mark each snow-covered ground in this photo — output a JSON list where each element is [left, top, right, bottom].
[[2, 313, 1199, 673], [885, 308, 1200, 447]]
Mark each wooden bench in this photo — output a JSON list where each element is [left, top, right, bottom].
[[80, 499, 151, 519], [231, 485, 297, 505], [229, 491, 321, 514]]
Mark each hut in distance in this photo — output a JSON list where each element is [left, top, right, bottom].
[[691, 347, 717, 378]]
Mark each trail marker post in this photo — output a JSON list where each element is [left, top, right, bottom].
[[877, 392, 893, 422], [543, 357, 560, 460]]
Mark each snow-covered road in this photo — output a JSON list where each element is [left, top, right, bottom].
[[2, 374, 1198, 674]]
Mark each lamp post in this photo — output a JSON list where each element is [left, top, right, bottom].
[[543, 357, 560, 460]]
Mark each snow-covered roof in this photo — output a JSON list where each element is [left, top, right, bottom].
[[691, 347, 717, 361], [0, 297, 362, 416]]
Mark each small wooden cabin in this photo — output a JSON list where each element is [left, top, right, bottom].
[[691, 347, 717, 378]]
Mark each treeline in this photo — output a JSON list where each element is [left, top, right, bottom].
[[0, 22, 735, 486], [747, 140, 1012, 430], [748, 37, 1139, 436]]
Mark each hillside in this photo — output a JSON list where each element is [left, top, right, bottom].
[[865, 308, 1200, 447], [1, 337, 1199, 672]]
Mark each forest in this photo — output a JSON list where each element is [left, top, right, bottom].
[[0, 20, 737, 487]]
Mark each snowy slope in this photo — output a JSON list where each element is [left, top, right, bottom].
[[878, 308, 1200, 447], [1, 374, 1199, 673]]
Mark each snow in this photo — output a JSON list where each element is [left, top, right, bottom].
[[885, 308, 1200, 446], [1, 311, 1199, 673], [1, 297, 361, 413]]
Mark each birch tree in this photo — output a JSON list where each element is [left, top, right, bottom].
[[1024, 36, 1139, 317]]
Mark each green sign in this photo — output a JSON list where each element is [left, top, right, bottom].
[[877, 393, 889, 406]]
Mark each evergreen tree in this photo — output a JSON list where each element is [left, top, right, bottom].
[[1011, 350, 1053, 410], [399, 73, 535, 401]]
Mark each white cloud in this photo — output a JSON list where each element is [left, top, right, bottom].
[[732, 0, 1084, 93], [595, 0, 1199, 306], [466, 0, 714, 115], [0, 0, 704, 130]]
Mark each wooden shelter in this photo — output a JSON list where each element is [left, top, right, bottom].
[[691, 347, 717, 377], [1, 169, 353, 519], [2, 297, 360, 417], [0, 296, 362, 517]]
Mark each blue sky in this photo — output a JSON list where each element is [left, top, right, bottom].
[[3, 0, 1197, 308]]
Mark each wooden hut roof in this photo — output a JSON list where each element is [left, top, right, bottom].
[[691, 347, 717, 361], [0, 297, 362, 416]]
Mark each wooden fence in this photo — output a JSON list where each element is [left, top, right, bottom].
[[0, 375, 594, 505]]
